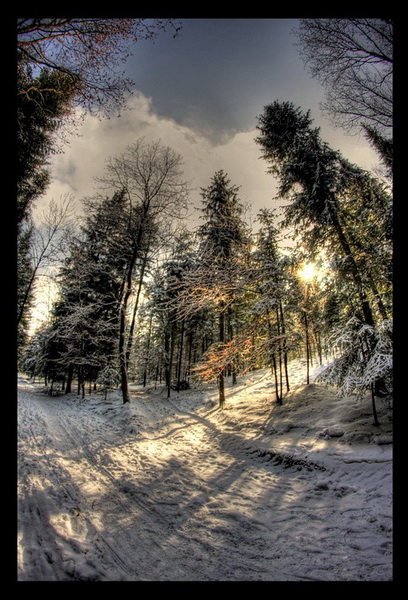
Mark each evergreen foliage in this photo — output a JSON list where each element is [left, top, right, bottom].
[[17, 55, 77, 229], [256, 101, 392, 328], [20, 97, 392, 432]]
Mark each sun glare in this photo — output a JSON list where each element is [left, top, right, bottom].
[[298, 263, 318, 282]]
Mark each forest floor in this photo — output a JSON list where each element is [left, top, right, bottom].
[[17, 359, 393, 582]]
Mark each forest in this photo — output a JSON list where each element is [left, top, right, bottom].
[[17, 18, 393, 425]]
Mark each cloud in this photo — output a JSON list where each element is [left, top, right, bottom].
[[39, 94, 277, 226], [38, 90, 380, 235]]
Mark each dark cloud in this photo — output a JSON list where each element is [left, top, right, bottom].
[[126, 19, 323, 144]]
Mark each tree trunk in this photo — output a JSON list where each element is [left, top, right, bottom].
[[367, 273, 389, 321], [228, 306, 237, 385], [267, 314, 282, 405], [177, 320, 185, 390], [279, 301, 290, 392], [143, 313, 153, 387], [164, 322, 176, 398], [65, 364, 73, 394], [218, 369, 226, 409], [168, 324, 176, 398], [272, 354, 282, 405], [126, 244, 150, 366], [275, 306, 283, 399], [118, 203, 150, 405], [371, 384, 380, 426], [187, 330, 194, 384], [218, 307, 226, 409], [119, 300, 130, 404], [304, 311, 310, 385], [331, 210, 375, 326]]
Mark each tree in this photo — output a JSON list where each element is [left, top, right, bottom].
[[17, 54, 78, 229], [191, 171, 250, 408], [21, 322, 51, 382], [97, 366, 121, 400], [147, 229, 199, 397], [38, 190, 134, 394], [316, 317, 392, 426], [16, 19, 181, 225], [17, 226, 35, 354], [295, 19, 393, 177], [17, 53, 78, 355], [256, 101, 392, 328], [17, 18, 181, 117], [249, 209, 301, 402], [17, 195, 76, 332], [49, 245, 112, 396], [97, 139, 190, 403], [295, 18, 393, 136]]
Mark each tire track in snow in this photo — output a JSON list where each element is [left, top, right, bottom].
[[18, 386, 214, 581], [18, 389, 142, 580], [49, 394, 280, 579], [18, 381, 392, 581]]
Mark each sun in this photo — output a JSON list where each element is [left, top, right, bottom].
[[298, 262, 318, 282]]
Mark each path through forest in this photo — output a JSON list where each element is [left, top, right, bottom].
[[17, 362, 393, 581]]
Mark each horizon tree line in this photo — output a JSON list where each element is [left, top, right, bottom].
[[17, 18, 392, 421], [21, 114, 392, 422]]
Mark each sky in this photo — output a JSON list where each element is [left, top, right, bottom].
[[39, 18, 380, 225]]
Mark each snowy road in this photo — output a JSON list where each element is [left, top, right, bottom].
[[17, 370, 393, 581]]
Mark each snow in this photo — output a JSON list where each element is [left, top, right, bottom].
[[17, 359, 393, 581]]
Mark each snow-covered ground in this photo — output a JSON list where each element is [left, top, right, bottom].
[[17, 359, 393, 581]]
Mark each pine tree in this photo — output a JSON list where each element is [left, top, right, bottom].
[[195, 170, 250, 408], [256, 101, 392, 327], [36, 190, 134, 394], [17, 55, 77, 229], [316, 317, 392, 426], [250, 209, 301, 402]]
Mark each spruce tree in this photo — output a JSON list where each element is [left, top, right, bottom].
[[196, 170, 250, 408], [256, 101, 392, 327], [251, 209, 300, 402]]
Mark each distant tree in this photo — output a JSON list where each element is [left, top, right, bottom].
[[97, 366, 121, 400], [49, 245, 110, 396], [21, 322, 50, 381], [250, 209, 301, 401], [144, 228, 198, 396], [17, 195, 76, 333]]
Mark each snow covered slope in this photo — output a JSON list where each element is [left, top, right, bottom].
[[17, 359, 392, 581]]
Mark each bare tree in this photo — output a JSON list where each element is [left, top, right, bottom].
[[17, 194, 77, 329], [97, 139, 190, 403], [295, 19, 393, 135], [17, 18, 182, 116]]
